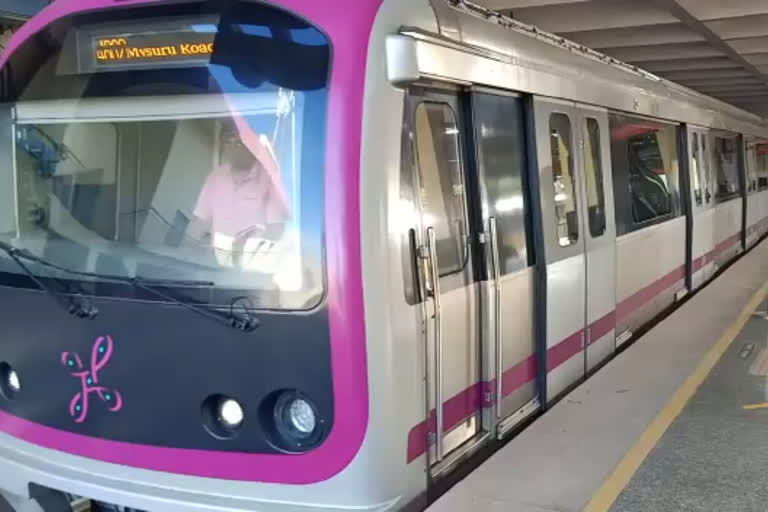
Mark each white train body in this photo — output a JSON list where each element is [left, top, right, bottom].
[[0, 1, 764, 511]]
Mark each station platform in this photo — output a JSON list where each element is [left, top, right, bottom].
[[429, 239, 768, 512]]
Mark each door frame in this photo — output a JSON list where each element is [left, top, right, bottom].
[[403, 84, 486, 478]]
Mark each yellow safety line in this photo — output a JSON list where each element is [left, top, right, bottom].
[[583, 280, 768, 512], [743, 402, 768, 410]]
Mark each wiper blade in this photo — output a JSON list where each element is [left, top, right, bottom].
[[129, 277, 259, 333], [0, 240, 97, 319], [0, 241, 258, 332]]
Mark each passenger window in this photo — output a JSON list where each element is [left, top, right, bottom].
[[712, 135, 741, 201], [473, 93, 529, 274], [584, 118, 606, 237], [609, 114, 680, 228], [549, 113, 578, 247], [758, 142, 768, 190], [691, 133, 702, 205], [702, 136, 711, 202], [413, 102, 468, 276], [746, 141, 758, 193]]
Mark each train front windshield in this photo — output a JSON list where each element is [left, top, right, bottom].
[[0, 3, 329, 310]]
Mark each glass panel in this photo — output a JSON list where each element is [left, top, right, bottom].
[[549, 113, 578, 247], [1, 4, 329, 310], [609, 114, 680, 227], [702, 135, 711, 203], [414, 102, 468, 276], [474, 93, 529, 275], [691, 133, 702, 206], [400, 110, 421, 304], [758, 142, 768, 190], [584, 118, 606, 237], [746, 139, 758, 193], [712, 135, 741, 201]]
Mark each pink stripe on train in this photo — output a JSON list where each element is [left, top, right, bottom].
[[406, 227, 750, 463]]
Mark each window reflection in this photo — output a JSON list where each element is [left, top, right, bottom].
[[584, 118, 606, 237], [11, 91, 320, 309], [758, 142, 768, 190], [691, 133, 702, 205], [473, 93, 529, 274], [413, 102, 468, 276], [609, 114, 679, 225], [549, 113, 578, 247], [712, 135, 741, 200]]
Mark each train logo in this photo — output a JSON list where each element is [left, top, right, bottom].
[[61, 336, 123, 423]]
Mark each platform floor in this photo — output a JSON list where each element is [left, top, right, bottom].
[[611, 309, 768, 512], [428, 239, 768, 512]]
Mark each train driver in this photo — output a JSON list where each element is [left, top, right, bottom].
[[186, 120, 291, 271]]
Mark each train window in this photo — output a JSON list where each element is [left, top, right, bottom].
[[473, 93, 530, 274], [712, 135, 741, 201], [549, 113, 578, 247], [584, 118, 606, 238], [758, 142, 768, 190], [400, 109, 421, 305], [609, 113, 680, 233], [746, 140, 758, 194], [691, 133, 702, 206], [413, 102, 468, 276], [702, 135, 711, 203]]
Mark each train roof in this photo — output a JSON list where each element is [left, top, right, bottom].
[[415, 0, 768, 137]]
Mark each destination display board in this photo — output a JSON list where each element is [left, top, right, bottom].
[[75, 17, 218, 73]]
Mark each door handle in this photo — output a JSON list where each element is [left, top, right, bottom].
[[426, 227, 444, 463], [488, 217, 503, 419]]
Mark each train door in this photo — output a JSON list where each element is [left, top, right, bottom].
[[576, 106, 616, 372], [688, 127, 715, 289], [533, 98, 616, 399], [406, 87, 482, 473], [472, 90, 539, 438]]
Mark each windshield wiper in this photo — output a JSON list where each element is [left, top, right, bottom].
[[0, 240, 97, 319], [129, 277, 259, 332], [0, 241, 258, 332]]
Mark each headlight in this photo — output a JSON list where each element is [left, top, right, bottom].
[[271, 390, 322, 451], [219, 398, 244, 429], [202, 394, 244, 439], [0, 362, 20, 399]]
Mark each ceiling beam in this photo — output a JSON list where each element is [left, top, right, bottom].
[[565, 24, 702, 49], [674, 77, 763, 88], [481, 0, 590, 9], [743, 54, 768, 66], [509, 0, 678, 34], [601, 42, 723, 62], [640, 57, 740, 73], [705, 14, 768, 40], [673, 0, 768, 22], [660, 69, 753, 81], [651, 0, 768, 89], [696, 85, 768, 93], [714, 91, 768, 99], [727, 37, 768, 55]]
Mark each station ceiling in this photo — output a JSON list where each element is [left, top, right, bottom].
[[0, 0, 47, 22], [478, 0, 768, 118]]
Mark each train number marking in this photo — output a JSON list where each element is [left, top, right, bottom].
[[61, 336, 123, 423]]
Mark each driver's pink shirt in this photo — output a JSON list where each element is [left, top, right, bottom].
[[193, 140, 290, 238]]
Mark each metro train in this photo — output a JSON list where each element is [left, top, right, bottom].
[[0, 0, 765, 511]]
